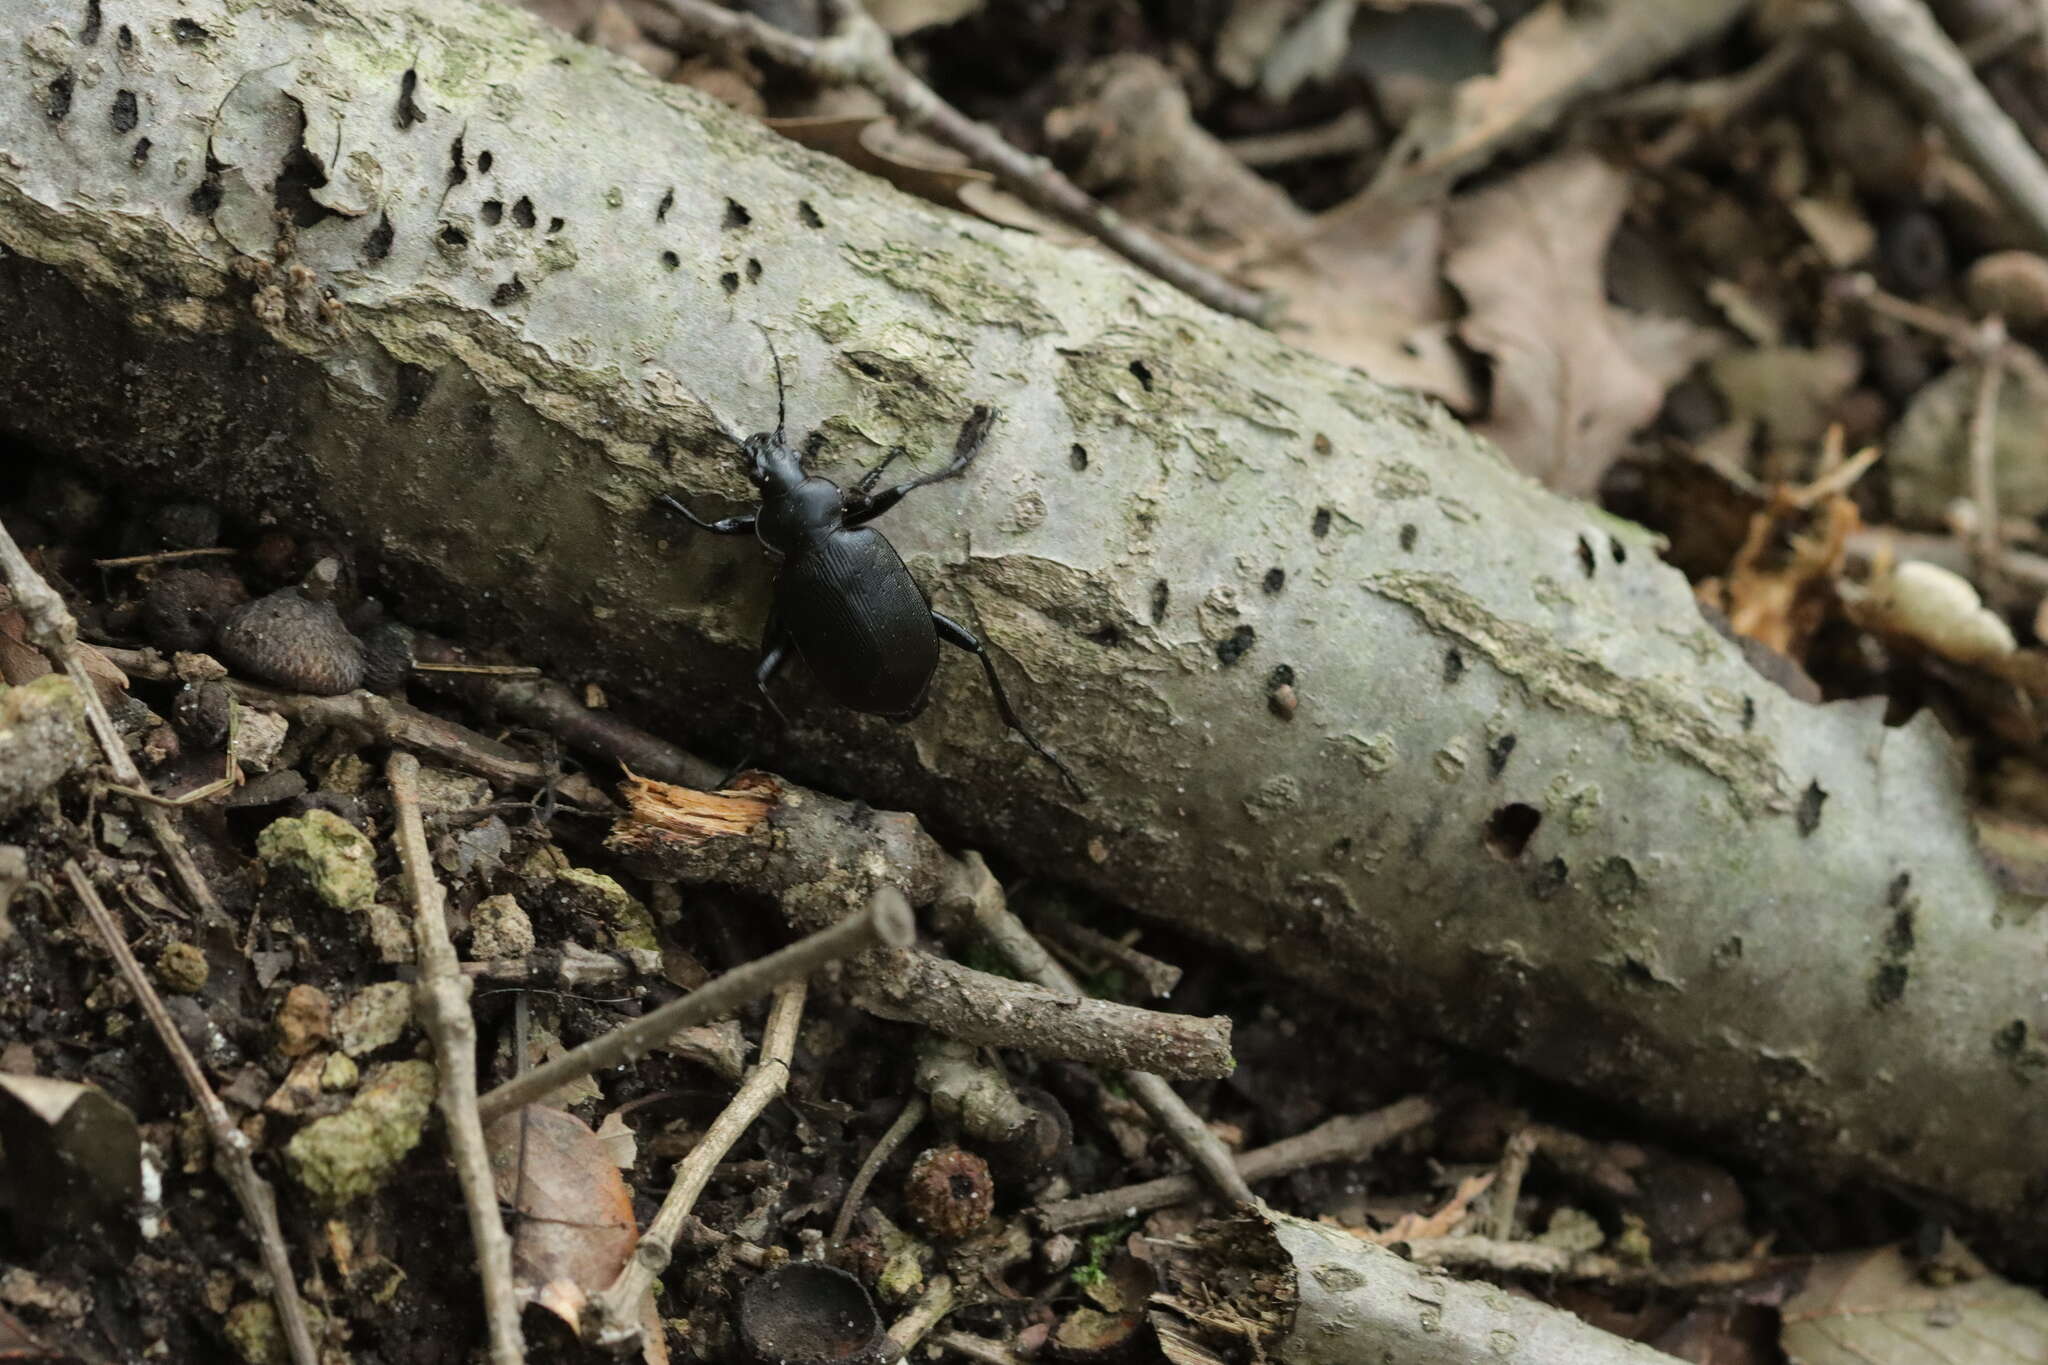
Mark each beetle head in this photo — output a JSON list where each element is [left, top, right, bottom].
[[742, 430, 804, 492]]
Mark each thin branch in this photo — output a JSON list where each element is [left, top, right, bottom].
[[475, 886, 913, 1122], [1400, 1235, 1787, 1290], [885, 1273, 956, 1358], [1022, 901, 1182, 999], [589, 981, 808, 1349], [1838, 0, 2048, 254], [61, 861, 319, 1365], [388, 753, 523, 1365], [830, 1094, 928, 1249], [1482, 1127, 1537, 1241], [1036, 1095, 1436, 1232], [1967, 319, 2010, 588], [948, 855, 1252, 1207], [91, 546, 239, 569], [651, 0, 1275, 323], [932, 1330, 1025, 1365]]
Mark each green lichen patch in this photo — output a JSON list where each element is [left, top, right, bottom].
[[0, 674, 92, 819], [548, 866, 658, 951], [283, 1059, 436, 1208], [256, 809, 379, 913]]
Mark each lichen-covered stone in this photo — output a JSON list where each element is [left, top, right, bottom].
[[274, 984, 331, 1058], [155, 940, 210, 994], [334, 981, 413, 1057], [470, 893, 534, 960], [0, 676, 92, 819], [549, 866, 658, 952], [256, 810, 377, 913], [223, 1299, 325, 1365], [284, 1059, 435, 1207]]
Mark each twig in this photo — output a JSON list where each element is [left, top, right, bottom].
[[96, 647, 611, 805], [475, 887, 913, 1122], [456, 942, 665, 988], [1483, 1128, 1537, 1241], [0, 533, 229, 929], [651, 0, 1274, 323], [408, 662, 543, 677], [612, 776, 1236, 1078], [1400, 1235, 1785, 1289], [1967, 319, 2010, 588], [1022, 903, 1182, 999], [1837, 0, 2048, 254], [91, 546, 239, 568], [950, 856, 1251, 1207], [886, 1273, 956, 1357], [1636, 30, 1815, 169], [1037, 1095, 1436, 1232], [933, 1330, 1025, 1365], [1224, 108, 1379, 169], [61, 861, 319, 1365], [589, 981, 808, 1348], [388, 753, 523, 1365], [830, 1094, 928, 1249]]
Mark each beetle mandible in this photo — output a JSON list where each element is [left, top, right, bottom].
[[654, 330, 1088, 801]]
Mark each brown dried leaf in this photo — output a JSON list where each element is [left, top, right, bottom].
[[1781, 1245, 2048, 1365], [1446, 153, 1719, 495], [767, 115, 997, 219], [487, 1105, 637, 1334], [1355, 1169, 1494, 1244]]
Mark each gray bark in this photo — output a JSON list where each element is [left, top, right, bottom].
[[3, 0, 2044, 1243]]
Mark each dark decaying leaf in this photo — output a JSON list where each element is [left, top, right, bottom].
[[0, 1075, 141, 1238], [486, 1105, 638, 1335]]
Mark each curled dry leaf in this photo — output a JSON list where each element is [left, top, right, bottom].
[[1888, 350, 2048, 527], [1353, 1169, 1493, 1245], [1446, 153, 1721, 496], [1842, 559, 2016, 667], [486, 1105, 638, 1335], [1699, 489, 1859, 660]]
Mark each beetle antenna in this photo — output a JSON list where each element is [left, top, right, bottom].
[[752, 320, 786, 442]]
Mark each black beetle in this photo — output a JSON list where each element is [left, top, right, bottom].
[[655, 334, 1087, 801]]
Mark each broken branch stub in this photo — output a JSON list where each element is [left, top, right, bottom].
[[2, 0, 2044, 1244]]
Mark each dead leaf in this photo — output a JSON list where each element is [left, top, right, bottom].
[[0, 1075, 142, 1238], [1446, 153, 1719, 495], [1888, 349, 2048, 528], [1781, 1244, 2048, 1365], [1709, 346, 1862, 450], [1356, 1169, 1494, 1244], [487, 1105, 638, 1335]]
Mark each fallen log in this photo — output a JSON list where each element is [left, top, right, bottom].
[[2, 0, 2042, 1245]]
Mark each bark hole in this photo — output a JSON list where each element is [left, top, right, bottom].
[[171, 16, 209, 42], [116, 23, 132, 50], [1088, 624, 1125, 647], [111, 89, 137, 134], [81, 0, 101, 44], [188, 154, 224, 215], [397, 69, 424, 129], [1399, 522, 1417, 551], [1530, 856, 1568, 900], [724, 198, 752, 229], [1484, 804, 1540, 860], [1311, 507, 1331, 538], [437, 223, 468, 249], [1576, 534, 1597, 578], [131, 137, 150, 168], [1313, 431, 1332, 455], [46, 72, 75, 123], [512, 196, 535, 229], [491, 275, 527, 305], [1486, 734, 1516, 778], [1069, 444, 1087, 471], [1741, 696, 1756, 731], [1150, 581, 1169, 624], [1262, 567, 1284, 593], [1129, 360, 1154, 391], [1796, 780, 1827, 836], [660, 251, 680, 270], [746, 258, 762, 283], [657, 188, 675, 222], [1216, 625, 1255, 666], [478, 149, 494, 173], [447, 134, 467, 186], [798, 200, 824, 229], [720, 271, 740, 294], [1610, 536, 1627, 564], [1443, 648, 1464, 684], [364, 213, 394, 261], [547, 216, 564, 233], [274, 129, 339, 230], [480, 199, 503, 225], [1870, 962, 1908, 1009]]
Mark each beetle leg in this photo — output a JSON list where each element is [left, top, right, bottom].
[[654, 492, 757, 536], [844, 405, 997, 527], [755, 625, 795, 730], [851, 446, 906, 498], [931, 609, 1088, 801]]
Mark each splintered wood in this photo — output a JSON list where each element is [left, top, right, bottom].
[[614, 772, 777, 847]]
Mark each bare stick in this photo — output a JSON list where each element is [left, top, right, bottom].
[[91, 546, 240, 568], [1401, 1236, 1785, 1289], [950, 856, 1252, 1207], [589, 981, 808, 1348], [1023, 906, 1181, 999], [651, 0, 1273, 323], [830, 1094, 928, 1249], [1967, 320, 2010, 588], [1483, 1127, 1537, 1241], [1037, 1095, 1436, 1232], [62, 862, 319, 1365], [1838, 0, 2048, 254], [0, 534, 227, 927], [388, 753, 524, 1365], [886, 1273, 956, 1358], [476, 887, 913, 1122], [933, 1330, 1025, 1365]]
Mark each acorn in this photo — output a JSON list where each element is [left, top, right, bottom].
[[217, 589, 365, 694], [142, 567, 248, 654], [902, 1146, 994, 1241], [358, 620, 416, 695]]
